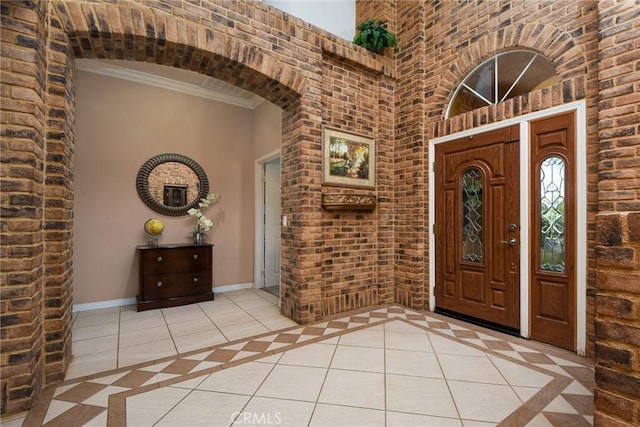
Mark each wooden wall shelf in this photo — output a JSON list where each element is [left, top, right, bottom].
[[322, 193, 377, 211]]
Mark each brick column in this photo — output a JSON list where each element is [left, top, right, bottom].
[[279, 98, 324, 324], [42, 6, 75, 385], [594, 213, 640, 425], [393, 1, 428, 309], [355, 0, 396, 34], [0, 0, 48, 415], [594, 1, 640, 425]]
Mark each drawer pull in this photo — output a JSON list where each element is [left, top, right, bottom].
[[157, 256, 163, 262], [193, 277, 198, 283], [193, 254, 199, 260], [156, 281, 163, 287]]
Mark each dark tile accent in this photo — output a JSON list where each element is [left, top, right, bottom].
[[406, 314, 424, 321], [22, 385, 56, 427], [453, 330, 480, 339], [427, 321, 451, 329], [326, 320, 350, 329], [301, 326, 325, 335], [369, 312, 388, 319], [44, 404, 106, 427], [498, 376, 573, 426], [112, 371, 157, 388], [54, 382, 107, 403], [241, 340, 272, 353], [161, 359, 201, 375], [543, 412, 592, 427], [562, 366, 596, 390], [204, 349, 239, 363], [519, 352, 556, 365], [106, 395, 126, 427], [273, 333, 300, 343], [562, 393, 595, 415], [483, 340, 515, 351]]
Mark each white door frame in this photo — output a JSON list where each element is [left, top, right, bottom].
[[254, 149, 281, 290], [428, 100, 587, 355]]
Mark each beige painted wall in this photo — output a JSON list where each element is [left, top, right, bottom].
[[74, 70, 281, 304], [253, 99, 284, 160]]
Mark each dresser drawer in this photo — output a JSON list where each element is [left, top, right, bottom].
[[142, 271, 211, 300], [137, 244, 214, 311], [141, 246, 211, 274]]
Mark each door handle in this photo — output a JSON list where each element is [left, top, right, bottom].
[[500, 238, 517, 246]]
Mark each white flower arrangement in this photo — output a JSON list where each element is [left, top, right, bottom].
[[188, 192, 221, 233]]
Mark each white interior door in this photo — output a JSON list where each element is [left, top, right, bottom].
[[264, 158, 281, 289]]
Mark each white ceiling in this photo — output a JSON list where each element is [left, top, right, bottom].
[[76, 59, 265, 109]]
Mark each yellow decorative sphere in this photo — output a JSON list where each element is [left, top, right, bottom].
[[144, 219, 164, 236]]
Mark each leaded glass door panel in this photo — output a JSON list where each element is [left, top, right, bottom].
[[435, 125, 520, 329], [530, 113, 576, 351]]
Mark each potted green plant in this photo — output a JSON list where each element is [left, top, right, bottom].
[[353, 19, 399, 55]]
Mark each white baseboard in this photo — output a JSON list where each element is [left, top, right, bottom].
[[73, 297, 137, 313], [72, 282, 255, 312], [213, 282, 253, 293]]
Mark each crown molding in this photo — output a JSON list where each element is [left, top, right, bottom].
[[76, 59, 264, 110]]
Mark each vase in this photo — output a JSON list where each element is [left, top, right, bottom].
[[193, 232, 204, 245]]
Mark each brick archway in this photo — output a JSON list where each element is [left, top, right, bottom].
[[47, 0, 319, 378], [52, 2, 304, 111], [3, 0, 333, 414], [432, 22, 587, 123]]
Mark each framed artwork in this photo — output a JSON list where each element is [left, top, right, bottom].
[[323, 127, 375, 188]]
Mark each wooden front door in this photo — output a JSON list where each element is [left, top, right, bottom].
[[435, 125, 520, 329]]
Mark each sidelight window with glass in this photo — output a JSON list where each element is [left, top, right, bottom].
[[539, 156, 566, 272]]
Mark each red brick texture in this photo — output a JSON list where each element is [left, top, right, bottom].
[[393, 0, 429, 309], [356, 0, 396, 36], [1, 0, 47, 415], [1, 0, 639, 421], [594, 1, 640, 425]]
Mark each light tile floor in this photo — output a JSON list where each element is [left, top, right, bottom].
[[67, 288, 293, 379], [8, 288, 594, 427]]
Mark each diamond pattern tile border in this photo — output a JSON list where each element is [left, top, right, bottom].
[[23, 305, 594, 427]]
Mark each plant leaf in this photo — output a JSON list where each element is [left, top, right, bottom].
[[353, 18, 398, 54]]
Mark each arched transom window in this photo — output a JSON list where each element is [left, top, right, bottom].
[[447, 50, 559, 118]]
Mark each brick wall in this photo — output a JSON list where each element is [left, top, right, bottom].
[[355, 0, 396, 33], [318, 54, 395, 316], [354, 0, 396, 74], [594, 1, 640, 425], [595, 213, 640, 426], [0, 0, 47, 414], [393, 1, 429, 309], [43, 1, 76, 387]]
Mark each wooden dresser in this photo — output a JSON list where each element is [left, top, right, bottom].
[[137, 243, 214, 311]]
